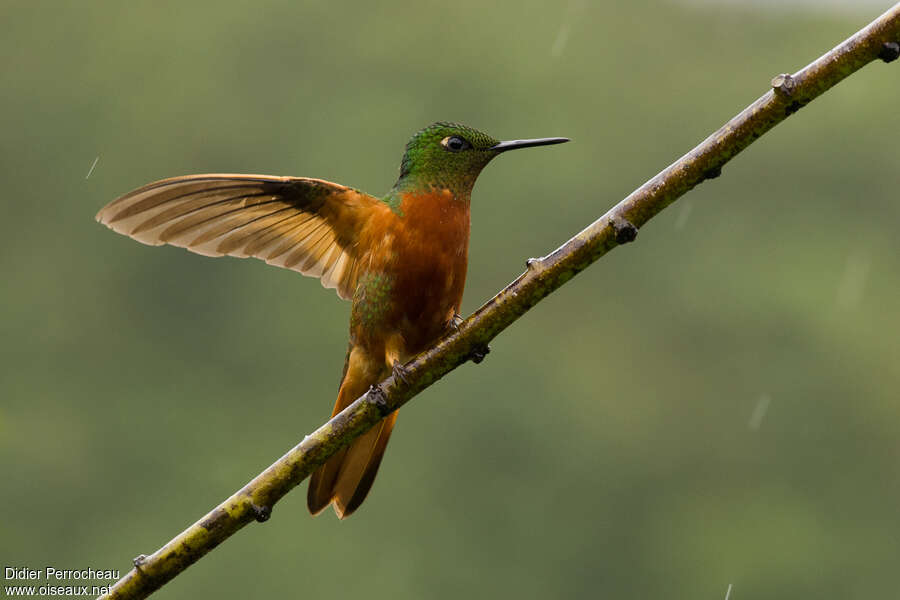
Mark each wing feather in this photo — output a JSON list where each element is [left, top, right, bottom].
[[96, 174, 384, 300], [215, 208, 298, 256]]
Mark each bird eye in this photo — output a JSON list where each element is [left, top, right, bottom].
[[441, 136, 470, 152]]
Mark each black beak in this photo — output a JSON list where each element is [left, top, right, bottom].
[[491, 137, 570, 153]]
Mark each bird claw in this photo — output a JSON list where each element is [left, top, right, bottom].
[[469, 343, 490, 364], [392, 361, 410, 385], [367, 383, 390, 415], [447, 312, 464, 333]]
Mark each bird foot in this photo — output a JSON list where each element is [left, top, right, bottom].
[[392, 361, 410, 385], [367, 383, 390, 415], [469, 343, 491, 364], [449, 313, 464, 333]]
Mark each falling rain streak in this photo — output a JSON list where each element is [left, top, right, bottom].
[[835, 251, 871, 310], [551, 0, 585, 57], [748, 394, 771, 431], [86, 156, 100, 180], [674, 201, 693, 230]]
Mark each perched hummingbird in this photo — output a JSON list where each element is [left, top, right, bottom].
[[96, 122, 568, 518]]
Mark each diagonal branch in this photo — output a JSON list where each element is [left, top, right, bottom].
[[101, 5, 900, 599]]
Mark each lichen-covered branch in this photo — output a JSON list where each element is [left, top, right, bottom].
[[101, 5, 900, 599]]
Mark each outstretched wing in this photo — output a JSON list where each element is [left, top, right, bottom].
[[96, 174, 382, 300]]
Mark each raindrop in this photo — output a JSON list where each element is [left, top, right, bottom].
[[835, 251, 871, 310], [748, 394, 771, 431], [674, 201, 693, 230], [86, 155, 100, 180]]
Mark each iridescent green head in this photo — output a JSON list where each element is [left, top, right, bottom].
[[390, 122, 568, 199]]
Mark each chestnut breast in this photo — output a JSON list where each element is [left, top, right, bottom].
[[353, 189, 470, 354]]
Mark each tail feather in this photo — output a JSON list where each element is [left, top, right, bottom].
[[307, 347, 396, 518], [332, 411, 397, 518], [307, 446, 348, 516]]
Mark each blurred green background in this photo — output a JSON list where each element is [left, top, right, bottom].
[[2, 1, 899, 598]]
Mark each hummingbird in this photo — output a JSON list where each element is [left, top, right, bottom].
[[95, 122, 569, 518]]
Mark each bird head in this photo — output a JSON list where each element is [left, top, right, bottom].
[[392, 122, 568, 199]]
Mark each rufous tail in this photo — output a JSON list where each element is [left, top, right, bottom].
[[307, 355, 397, 519]]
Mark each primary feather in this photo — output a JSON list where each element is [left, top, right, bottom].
[[95, 174, 378, 300]]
